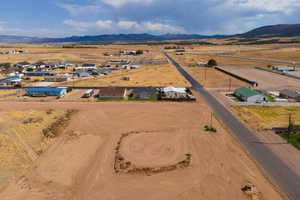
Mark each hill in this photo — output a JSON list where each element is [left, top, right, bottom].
[[236, 24, 300, 38]]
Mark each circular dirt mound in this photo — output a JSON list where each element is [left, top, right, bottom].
[[120, 132, 187, 168]]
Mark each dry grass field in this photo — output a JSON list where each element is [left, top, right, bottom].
[[0, 44, 164, 64], [0, 109, 68, 191], [58, 64, 190, 87], [232, 106, 300, 131], [0, 99, 284, 200], [0, 89, 24, 101]]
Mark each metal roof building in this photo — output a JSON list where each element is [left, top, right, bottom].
[[234, 87, 267, 103], [26, 87, 67, 97]]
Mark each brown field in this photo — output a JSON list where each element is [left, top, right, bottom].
[[0, 109, 67, 191], [0, 99, 284, 200], [58, 64, 190, 87], [183, 67, 249, 88], [232, 106, 300, 131], [0, 44, 164, 64], [223, 67, 300, 90], [171, 43, 300, 67]]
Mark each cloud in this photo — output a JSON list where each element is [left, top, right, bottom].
[[64, 19, 184, 34], [59, 4, 104, 16], [100, 0, 154, 8], [57, 0, 300, 35]]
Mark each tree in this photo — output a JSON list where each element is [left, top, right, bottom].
[[2, 63, 11, 69], [207, 59, 218, 67], [136, 50, 143, 55]]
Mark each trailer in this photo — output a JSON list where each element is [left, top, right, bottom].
[[82, 89, 95, 98]]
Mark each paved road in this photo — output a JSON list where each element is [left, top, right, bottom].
[[165, 52, 300, 200], [216, 55, 300, 66]]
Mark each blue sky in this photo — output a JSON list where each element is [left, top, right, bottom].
[[0, 0, 300, 37]]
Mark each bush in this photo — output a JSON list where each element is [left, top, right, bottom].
[[207, 59, 218, 67], [204, 125, 217, 132]]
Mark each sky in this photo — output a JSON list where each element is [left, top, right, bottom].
[[0, 0, 299, 37]]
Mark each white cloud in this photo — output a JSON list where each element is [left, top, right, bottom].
[[234, 0, 300, 14], [58, 4, 103, 16], [100, 0, 154, 8], [64, 19, 185, 34]]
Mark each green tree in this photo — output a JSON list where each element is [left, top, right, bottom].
[[207, 59, 218, 67]]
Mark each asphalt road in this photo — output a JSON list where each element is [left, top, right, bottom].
[[165, 52, 300, 200], [217, 55, 300, 65]]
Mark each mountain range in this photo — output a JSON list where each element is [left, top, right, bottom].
[[0, 24, 299, 43]]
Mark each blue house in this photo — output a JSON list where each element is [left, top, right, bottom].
[[26, 87, 67, 97]]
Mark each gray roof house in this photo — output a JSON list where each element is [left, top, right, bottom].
[[279, 89, 300, 102]]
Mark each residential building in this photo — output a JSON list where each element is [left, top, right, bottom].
[[234, 87, 267, 103]]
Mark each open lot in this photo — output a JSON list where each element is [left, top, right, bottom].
[[222, 67, 300, 90], [231, 106, 300, 131], [0, 45, 164, 64], [57, 64, 190, 87], [184, 67, 249, 88], [0, 99, 284, 200], [0, 108, 69, 191]]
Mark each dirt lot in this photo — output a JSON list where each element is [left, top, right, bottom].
[[0, 109, 68, 191], [58, 64, 190, 87], [223, 67, 300, 90], [0, 99, 284, 200], [183, 67, 249, 88]]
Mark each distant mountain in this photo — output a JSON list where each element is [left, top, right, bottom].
[[235, 24, 300, 38], [38, 33, 222, 43], [0, 33, 224, 43], [0, 35, 37, 43], [0, 24, 300, 43]]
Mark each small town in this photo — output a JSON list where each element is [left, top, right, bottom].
[[0, 1, 300, 200]]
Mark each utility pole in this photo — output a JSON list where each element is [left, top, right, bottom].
[[210, 112, 213, 128], [287, 113, 293, 143], [228, 78, 232, 92]]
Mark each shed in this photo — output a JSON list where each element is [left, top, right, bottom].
[[234, 87, 267, 103], [98, 87, 127, 99], [279, 89, 300, 102], [26, 87, 67, 97]]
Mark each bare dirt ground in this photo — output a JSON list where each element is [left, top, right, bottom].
[[184, 67, 249, 88], [0, 98, 284, 200], [223, 67, 300, 90]]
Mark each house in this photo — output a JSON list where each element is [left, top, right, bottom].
[[234, 87, 267, 103], [158, 86, 196, 101], [26, 87, 68, 97], [33, 61, 47, 69], [77, 71, 90, 78], [130, 88, 157, 99], [272, 66, 295, 72], [75, 63, 97, 72], [15, 61, 33, 69], [0, 77, 22, 86], [279, 89, 300, 102], [98, 87, 127, 99], [24, 71, 54, 77]]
